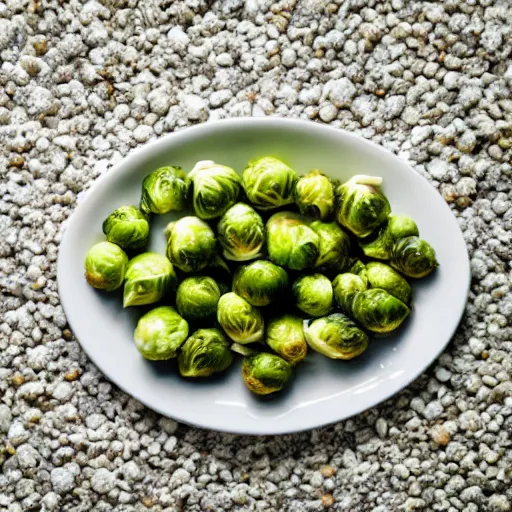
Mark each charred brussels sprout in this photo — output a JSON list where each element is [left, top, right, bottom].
[[242, 353, 293, 395], [140, 166, 189, 214], [311, 221, 351, 275], [294, 170, 334, 220], [365, 262, 412, 304], [176, 276, 222, 322], [332, 273, 367, 315], [266, 315, 307, 365], [85, 241, 128, 291], [102, 206, 150, 251], [292, 274, 333, 317], [390, 236, 438, 278]]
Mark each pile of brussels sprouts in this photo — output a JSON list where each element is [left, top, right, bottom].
[[84, 157, 438, 396]]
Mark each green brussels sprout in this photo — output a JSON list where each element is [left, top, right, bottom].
[[348, 259, 369, 287], [304, 313, 369, 360], [266, 315, 307, 365], [165, 216, 217, 273], [123, 252, 177, 307], [242, 353, 293, 395], [188, 160, 241, 220], [217, 203, 265, 261], [217, 292, 264, 344], [231, 343, 258, 357], [359, 214, 419, 260], [178, 328, 233, 377], [292, 274, 333, 317], [310, 221, 351, 275], [365, 262, 412, 304], [351, 288, 410, 333], [102, 206, 150, 250], [294, 170, 335, 220], [175, 276, 222, 322], [241, 156, 297, 210], [390, 236, 439, 279], [266, 212, 320, 271], [332, 273, 367, 314], [232, 260, 289, 307], [140, 166, 189, 214], [336, 175, 391, 238], [134, 306, 189, 360], [84, 241, 128, 291]]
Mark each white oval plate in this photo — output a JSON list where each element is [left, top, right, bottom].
[[58, 118, 470, 435]]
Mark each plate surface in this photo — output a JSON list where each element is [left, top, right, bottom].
[[58, 118, 470, 435]]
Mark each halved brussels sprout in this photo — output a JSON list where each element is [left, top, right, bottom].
[[294, 170, 335, 220], [311, 221, 351, 275], [365, 262, 412, 304], [332, 273, 367, 315], [217, 203, 265, 261], [242, 353, 293, 395], [84, 241, 128, 291], [304, 313, 369, 360], [390, 236, 438, 279], [178, 328, 233, 377], [140, 166, 189, 214], [232, 260, 289, 307], [123, 252, 177, 307], [292, 274, 333, 317], [102, 206, 150, 251], [176, 276, 222, 322], [188, 160, 241, 220], [134, 306, 189, 360], [241, 156, 297, 210], [217, 292, 264, 344], [266, 212, 320, 271], [266, 315, 307, 365], [165, 216, 217, 273], [336, 175, 391, 238], [352, 288, 410, 333]]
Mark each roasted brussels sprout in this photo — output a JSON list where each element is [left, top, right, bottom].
[[102, 206, 150, 251], [123, 252, 177, 307], [304, 313, 369, 360], [292, 274, 333, 317], [294, 170, 334, 220], [352, 288, 410, 333], [85, 241, 128, 291], [241, 156, 297, 210], [266, 212, 320, 271], [178, 328, 233, 377], [140, 166, 189, 214], [311, 221, 351, 275], [165, 216, 217, 273], [217, 203, 265, 262], [332, 272, 367, 314], [336, 175, 391, 238], [188, 160, 241, 220], [232, 260, 289, 307], [365, 262, 412, 304], [242, 353, 293, 395], [217, 292, 264, 344], [266, 315, 307, 365], [176, 276, 222, 322], [134, 306, 189, 360], [390, 236, 438, 279]]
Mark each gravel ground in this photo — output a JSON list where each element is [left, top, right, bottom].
[[1, 0, 511, 510]]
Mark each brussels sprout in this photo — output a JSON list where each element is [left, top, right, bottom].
[[267, 212, 320, 271], [292, 274, 333, 317], [231, 343, 258, 357], [294, 170, 335, 220], [365, 262, 412, 304], [178, 328, 233, 377], [311, 221, 351, 275], [232, 260, 289, 307], [176, 276, 222, 322], [217, 203, 265, 261], [336, 175, 391, 238], [123, 252, 177, 307], [217, 292, 264, 344], [102, 206, 150, 250], [188, 160, 241, 220], [241, 156, 297, 210], [266, 315, 307, 365], [140, 166, 189, 214], [332, 273, 367, 314], [165, 216, 217, 273], [360, 214, 419, 260], [352, 288, 410, 333], [390, 236, 438, 279], [84, 241, 128, 291], [349, 259, 369, 285], [134, 306, 189, 360], [304, 313, 369, 360], [242, 353, 293, 395]]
